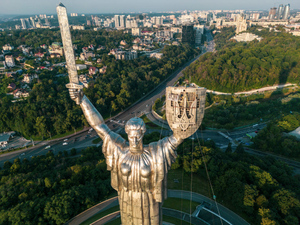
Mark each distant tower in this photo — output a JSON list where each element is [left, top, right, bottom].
[[87, 20, 91, 26], [236, 14, 247, 34], [30, 17, 36, 28], [45, 18, 50, 26], [20, 18, 27, 29], [25, 18, 31, 28], [269, 7, 277, 20], [277, 4, 284, 19], [182, 25, 195, 45], [282, 4, 290, 20], [119, 15, 125, 28], [114, 15, 120, 28], [194, 24, 204, 46]]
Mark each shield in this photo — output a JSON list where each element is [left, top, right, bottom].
[[166, 86, 206, 139]]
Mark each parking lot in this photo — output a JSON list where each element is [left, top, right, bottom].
[[0, 136, 31, 151]]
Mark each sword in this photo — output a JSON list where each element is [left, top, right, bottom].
[[57, 3, 83, 104]]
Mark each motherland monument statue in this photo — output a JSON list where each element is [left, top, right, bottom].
[[57, 3, 206, 224]]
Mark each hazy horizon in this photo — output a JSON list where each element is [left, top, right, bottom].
[[0, 0, 299, 15]]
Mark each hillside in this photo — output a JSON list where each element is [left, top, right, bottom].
[[184, 28, 300, 92]]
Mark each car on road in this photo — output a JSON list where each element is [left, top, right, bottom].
[[131, 112, 135, 114], [62, 142, 68, 145], [64, 139, 68, 142], [20, 153, 25, 156], [45, 145, 51, 149]]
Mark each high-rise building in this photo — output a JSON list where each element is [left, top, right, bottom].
[[30, 17, 36, 28], [114, 15, 120, 28], [194, 24, 204, 45], [45, 18, 50, 26], [252, 13, 260, 20], [156, 16, 163, 25], [277, 4, 284, 19], [120, 15, 125, 28], [87, 20, 91, 26], [20, 18, 27, 29], [269, 7, 277, 20], [282, 4, 290, 20], [182, 25, 195, 45], [25, 18, 31, 28]]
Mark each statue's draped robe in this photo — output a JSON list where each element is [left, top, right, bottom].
[[102, 131, 178, 225]]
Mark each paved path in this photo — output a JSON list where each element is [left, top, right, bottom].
[[204, 83, 297, 96], [66, 196, 118, 225]]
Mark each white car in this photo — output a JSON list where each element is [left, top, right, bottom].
[[62, 142, 68, 146], [64, 139, 68, 142], [45, 145, 51, 149]]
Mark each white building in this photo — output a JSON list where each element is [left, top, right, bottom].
[[76, 64, 87, 70], [132, 27, 141, 36], [150, 53, 163, 59], [20, 18, 26, 29], [23, 74, 39, 83], [5, 55, 15, 67], [3, 44, 14, 51], [72, 25, 85, 30]]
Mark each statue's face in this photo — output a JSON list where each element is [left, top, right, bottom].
[[128, 129, 143, 153]]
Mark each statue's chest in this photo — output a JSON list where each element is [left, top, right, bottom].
[[119, 148, 152, 192]]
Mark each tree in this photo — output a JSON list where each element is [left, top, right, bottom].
[[70, 148, 77, 156], [235, 143, 245, 153], [225, 142, 232, 153]]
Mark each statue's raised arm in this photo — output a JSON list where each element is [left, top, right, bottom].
[[69, 89, 110, 140]]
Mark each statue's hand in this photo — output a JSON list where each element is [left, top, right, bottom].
[[69, 88, 83, 105]]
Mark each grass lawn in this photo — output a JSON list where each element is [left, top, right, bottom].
[[163, 215, 192, 225], [92, 137, 101, 144], [104, 218, 121, 225], [167, 169, 212, 197], [163, 198, 199, 214], [80, 205, 120, 225], [105, 216, 192, 225]]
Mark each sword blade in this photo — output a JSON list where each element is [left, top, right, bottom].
[[56, 3, 79, 85]]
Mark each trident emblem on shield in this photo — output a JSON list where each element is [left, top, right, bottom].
[[166, 87, 206, 139]]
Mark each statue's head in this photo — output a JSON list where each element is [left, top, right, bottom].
[[125, 117, 146, 154]]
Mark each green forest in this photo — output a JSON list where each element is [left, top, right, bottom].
[[1, 137, 299, 225], [184, 27, 300, 92], [253, 112, 300, 160], [0, 146, 112, 225], [0, 29, 199, 139], [173, 139, 300, 225]]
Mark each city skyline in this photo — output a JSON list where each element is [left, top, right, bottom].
[[0, 0, 300, 15]]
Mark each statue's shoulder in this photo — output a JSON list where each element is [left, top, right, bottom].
[[148, 137, 169, 152], [106, 131, 127, 148]]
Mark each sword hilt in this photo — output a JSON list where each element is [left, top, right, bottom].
[[66, 83, 84, 105]]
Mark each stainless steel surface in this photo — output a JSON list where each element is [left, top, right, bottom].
[[57, 3, 83, 104], [166, 87, 206, 139], [57, 4, 205, 224]]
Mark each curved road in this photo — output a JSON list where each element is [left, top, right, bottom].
[[65, 189, 249, 225]]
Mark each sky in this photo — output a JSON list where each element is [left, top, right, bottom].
[[0, 0, 299, 15]]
